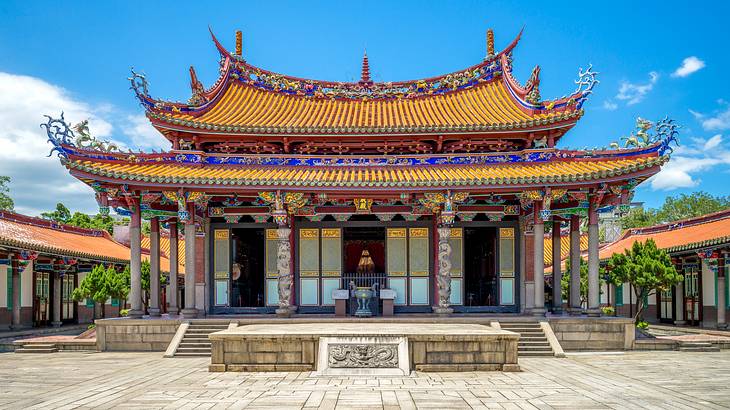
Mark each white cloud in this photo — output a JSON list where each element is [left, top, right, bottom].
[[616, 72, 658, 105], [0, 72, 166, 216], [602, 100, 618, 111], [689, 101, 730, 132], [650, 134, 730, 190], [123, 114, 170, 150], [671, 56, 705, 78]]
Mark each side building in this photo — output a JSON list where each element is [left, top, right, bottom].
[[0, 211, 181, 329], [600, 209, 730, 329]]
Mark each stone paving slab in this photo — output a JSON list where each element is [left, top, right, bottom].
[[0, 351, 729, 409]]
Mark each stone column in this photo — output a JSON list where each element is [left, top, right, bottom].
[[586, 200, 601, 316], [718, 256, 726, 329], [532, 203, 546, 316], [181, 202, 198, 318], [51, 271, 62, 327], [167, 220, 179, 315], [275, 226, 293, 318], [10, 257, 21, 329], [128, 199, 144, 318], [552, 219, 563, 314], [569, 214, 582, 314], [433, 226, 453, 315], [148, 217, 161, 317]]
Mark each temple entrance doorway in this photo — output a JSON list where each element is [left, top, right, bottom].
[[230, 228, 266, 307], [464, 227, 498, 306], [343, 227, 386, 287]]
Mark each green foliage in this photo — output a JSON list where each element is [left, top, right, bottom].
[[622, 192, 730, 229], [71, 264, 110, 319], [41, 202, 115, 233], [87, 323, 96, 330], [601, 306, 615, 316], [636, 320, 649, 330], [42, 202, 71, 223], [607, 239, 683, 323], [119, 308, 129, 317], [560, 257, 605, 306], [106, 265, 130, 310], [0, 176, 14, 211]]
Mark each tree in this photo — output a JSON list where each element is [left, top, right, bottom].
[[0, 176, 14, 211], [560, 257, 605, 307], [42, 203, 72, 224], [71, 264, 110, 319], [622, 192, 730, 229], [606, 239, 683, 323], [106, 266, 130, 313]]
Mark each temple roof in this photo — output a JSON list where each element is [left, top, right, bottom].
[[62, 144, 667, 192], [0, 211, 179, 271], [134, 29, 597, 138], [599, 209, 730, 259]]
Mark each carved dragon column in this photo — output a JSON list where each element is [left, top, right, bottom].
[[272, 191, 294, 318], [128, 196, 144, 319], [433, 226, 453, 315], [586, 193, 601, 316]]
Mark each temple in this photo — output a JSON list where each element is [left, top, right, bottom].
[[44, 28, 678, 318]]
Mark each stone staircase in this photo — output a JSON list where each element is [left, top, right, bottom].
[[174, 321, 230, 357], [679, 342, 721, 352], [15, 343, 58, 353], [499, 321, 554, 357]]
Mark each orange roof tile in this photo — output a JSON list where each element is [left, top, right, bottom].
[[599, 210, 730, 259], [0, 211, 178, 272]]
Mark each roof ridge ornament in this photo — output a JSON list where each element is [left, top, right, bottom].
[[486, 28, 495, 59], [41, 112, 75, 160], [128, 67, 150, 101], [360, 50, 373, 86], [573, 64, 599, 108], [608, 116, 680, 155]]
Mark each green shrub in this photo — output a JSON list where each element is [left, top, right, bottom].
[[87, 323, 96, 330], [636, 320, 649, 330], [119, 308, 130, 317], [601, 306, 615, 316]]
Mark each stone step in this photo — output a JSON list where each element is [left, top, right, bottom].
[[679, 343, 720, 352], [176, 347, 211, 354], [187, 325, 229, 329], [518, 340, 551, 346], [517, 335, 548, 340], [15, 346, 58, 353], [519, 351, 554, 357], [174, 352, 211, 357], [501, 327, 543, 332], [178, 342, 211, 348], [186, 328, 227, 332], [519, 345, 553, 351]]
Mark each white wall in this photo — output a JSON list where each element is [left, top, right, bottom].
[[21, 261, 32, 307], [0, 264, 7, 308], [701, 259, 715, 306]]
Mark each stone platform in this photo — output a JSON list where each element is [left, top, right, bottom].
[[208, 322, 519, 373]]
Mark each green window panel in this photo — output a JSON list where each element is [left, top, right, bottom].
[[266, 278, 279, 306], [265, 229, 278, 277], [408, 228, 430, 277], [321, 229, 342, 277], [386, 228, 407, 277], [615, 284, 624, 306], [299, 229, 320, 277]]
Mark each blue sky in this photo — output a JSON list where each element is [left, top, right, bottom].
[[1, 0, 729, 215]]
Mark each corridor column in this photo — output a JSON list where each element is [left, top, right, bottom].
[[10, 257, 21, 329], [569, 215, 582, 314], [181, 201, 198, 318], [533, 202, 546, 316], [552, 219, 562, 313], [51, 270, 62, 326], [434, 226, 454, 315], [148, 217, 161, 317], [718, 256, 726, 329], [128, 198, 144, 318], [587, 198, 601, 316], [167, 219, 179, 315]]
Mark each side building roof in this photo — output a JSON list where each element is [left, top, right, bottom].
[[0, 211, 180, 272], [599, 209, 730, 259]]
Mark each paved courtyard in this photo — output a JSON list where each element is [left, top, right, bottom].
[[0, 351, 728, 409]]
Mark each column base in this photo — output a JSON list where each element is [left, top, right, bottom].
[[147, 308, 161, 317], [181, 308, 198, 319], [585, 308, 601, 317], [51, 321, 62, 328], [531, 308, 546, 317], [674, 320, 686, 326], [275, 308, 292, 318], [127, 309, 144, 319], [167, 307, 180, 316], [717, 323, 728, 330], [432, 306, 453, 316]]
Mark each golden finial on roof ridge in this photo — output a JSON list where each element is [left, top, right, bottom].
[[235, 30, 242, 56], [486, 28, 495, 59]]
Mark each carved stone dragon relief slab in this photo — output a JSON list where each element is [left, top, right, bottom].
[[327, 344, 398, 368]]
